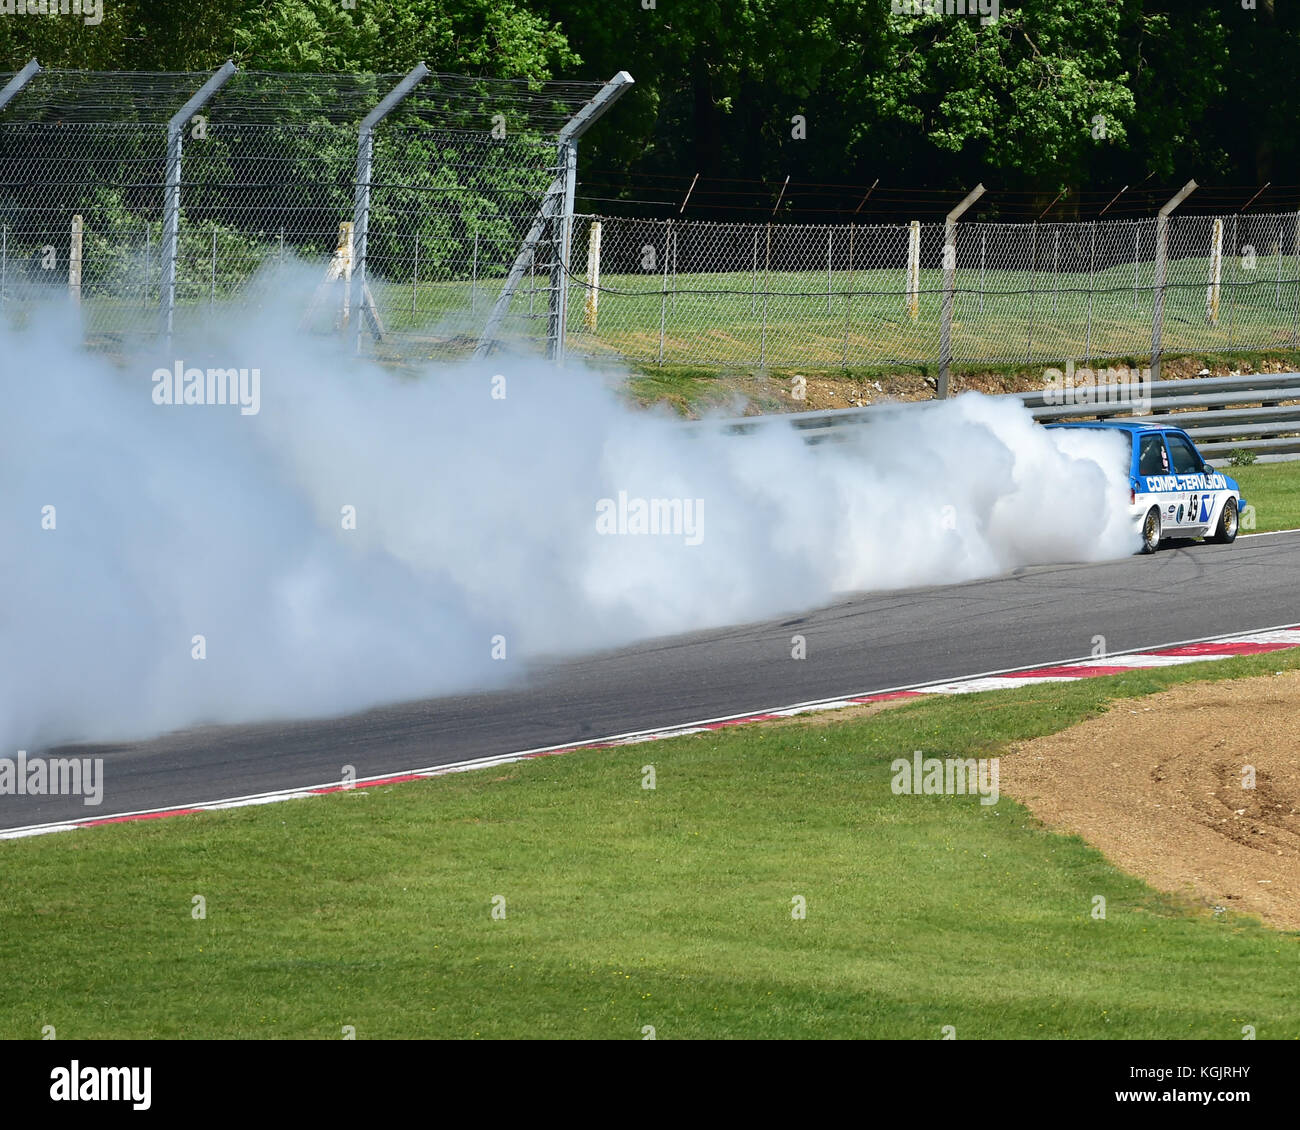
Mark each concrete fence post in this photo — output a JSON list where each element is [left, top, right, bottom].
[[938, 183, 984, 398], [69, 215, 82, 306], [1150, 179, 1198, 381]]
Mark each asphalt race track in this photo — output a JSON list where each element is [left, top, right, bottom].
[[5, 531, 1300, 831]]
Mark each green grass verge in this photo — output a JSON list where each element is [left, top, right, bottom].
[[3, 650, 1299, 1040], [1234, 461, 1300, 532], [618, 353, 1300, 419]]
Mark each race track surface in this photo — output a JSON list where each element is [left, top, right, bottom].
[[5, 531, 1300, 830]]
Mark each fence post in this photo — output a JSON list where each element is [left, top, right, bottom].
[[670, 223, 677, 313], [1133, 226, 1140, 312], [1277, 216, 1284, 308], [412, 231, 419, 315], [209, 224, 216, 307], [1207, 217, 1223, 323], [471, 230, 478, 315], [751, 229, 758, 316], [658, 218, 669, 364], [584, 219, 602, 331], [1052, 228, 1060, 317], [1026, 222, 1037, 362], [761, 222, 770, 367], [0, 58, 41, 295], [0, 59, 41, 112], [1228, 212, 1237, 346], [475, 71, 633, 361], [160, 60, 236, 343], [827, 227, 833, 315], [1150, 179, 1197, 381], [352, 62, 429, 356], [1293, 212, 1300, 349], [842, 222, 854, 366], [938, 183, 984, 398], [979, 233, 985, 315], [548, 75, 635, 363], [1085, 220, 1095, 363], [905, 220, 920, 320], [69, 215, 82, 306]]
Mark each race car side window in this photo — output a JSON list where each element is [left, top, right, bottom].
[[1139, 435, 1168, 476], [1166, 433, 1202, 475]]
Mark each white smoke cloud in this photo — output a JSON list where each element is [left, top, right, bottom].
[[0, 272, 1136, 750]]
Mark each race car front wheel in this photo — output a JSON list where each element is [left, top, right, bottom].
[[1208, 497, 1239, 544], [1140, 507, 1162, 554]]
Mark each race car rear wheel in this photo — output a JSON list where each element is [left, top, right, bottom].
[[1140, 507, 1162, 554], [1209, 497, 1239, 544]]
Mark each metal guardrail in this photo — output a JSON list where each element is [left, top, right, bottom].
[[702, 372, 1300, 464]]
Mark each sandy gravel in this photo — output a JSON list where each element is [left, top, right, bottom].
[[1001, 670, 1300, 930]]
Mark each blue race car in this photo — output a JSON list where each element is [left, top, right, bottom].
[[1045, 421, 1245, 554]]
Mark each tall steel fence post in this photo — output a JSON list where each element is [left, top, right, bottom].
[[161, 61, 236, 344], [0, 61, 41, 316], [0, 59, 41, 111], [1150, 180, 1197, 381], [938, 184, 984, 397], [0, 64, 37, 317], [352, 62, 430, 356], [475, 71, 632, 361], [547, 74, 634, 363], [0, 55, 41, 276], [547, 137, 578, 362]]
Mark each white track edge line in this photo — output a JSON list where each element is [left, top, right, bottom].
[[3, 619, 1300, 840]]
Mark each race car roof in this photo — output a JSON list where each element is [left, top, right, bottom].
[[1044, 420, 1172, 433]]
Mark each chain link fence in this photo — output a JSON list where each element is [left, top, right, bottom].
[[564, 212, 1300, 369], [0, 64, 619, 358], [5, 69, 1295, 375]]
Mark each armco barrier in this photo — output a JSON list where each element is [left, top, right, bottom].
[[703, 372, 1300, 464]]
